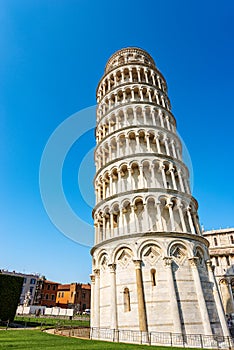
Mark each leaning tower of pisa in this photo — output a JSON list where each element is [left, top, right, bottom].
[[91, 47, 228, 337]]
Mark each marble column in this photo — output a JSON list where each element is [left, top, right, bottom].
[[94, 269, 100, 328], [163, 257, 182, 334], [109, 263, 118, 330], [90, 274, 95, 328], [167, 201, 175, 231], [177, 169, 185, 192], [177, 202, 187, 232], [187, 207, 196, 234], [206, 260, 230, 337], [170, 167, 177, 190], [156, 202, 163, 231], [160, 164, 167, 188], [133, 260, 148, 332], [188, 257, 212, 335]]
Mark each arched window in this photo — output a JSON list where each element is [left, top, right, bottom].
[[123, 288, 130, 312], [151, 269, 156, 286], [231, 236, 234, 244], [196, 249, 203, 265], [214, 237, 218, 246]]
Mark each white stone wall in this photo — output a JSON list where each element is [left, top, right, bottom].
[[203, 228, 234, 314], [91, 233, 226, 335]]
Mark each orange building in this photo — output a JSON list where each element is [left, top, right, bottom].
[[34, 279, 61, 307], [56, 283, 91, 312]]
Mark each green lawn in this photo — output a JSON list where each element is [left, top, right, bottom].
[[0, 330, 188, 350], [13, 316, 89, 328]]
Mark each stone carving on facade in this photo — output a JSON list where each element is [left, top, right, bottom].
[[142, 245, 161, 265], [117, 249, 132, 268]]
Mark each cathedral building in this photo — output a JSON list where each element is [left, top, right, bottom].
[[90, 47, 229, 338], [203, 228, 234, 315]]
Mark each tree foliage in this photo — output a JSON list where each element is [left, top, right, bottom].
[[0, 274, 23, 321]]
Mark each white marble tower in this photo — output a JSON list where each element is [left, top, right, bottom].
[[91, 47, 229, 337]]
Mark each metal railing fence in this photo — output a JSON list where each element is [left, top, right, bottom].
[[54, 325, 233, 349]]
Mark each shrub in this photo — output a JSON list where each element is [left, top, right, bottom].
[[0, 274, 23, 321]]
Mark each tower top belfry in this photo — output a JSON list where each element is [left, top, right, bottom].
[[91, 47, 229, 342], [104, 47, 156, 72]]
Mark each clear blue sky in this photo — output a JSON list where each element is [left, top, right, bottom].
[[1, 0, 233, 283]]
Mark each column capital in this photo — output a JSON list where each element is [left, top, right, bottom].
[[166, 201, 173, 208], [90, 274, 95, 283], [163, 256, 173, 267], [108, 263, 116, 273], [188, 257, 199, 267], [94, 268, 100, 277], [169, 165, 175, 172], [177, 167, 182, 174], [206, 260, 215, 272], [122, 206, 128, 213], [133, 259, 142, 269], [159, 163, 165, 170], [177, 200, 184, 209]]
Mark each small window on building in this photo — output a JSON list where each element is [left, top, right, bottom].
[[30, 278, 36, 284], [30, 287, 34, 294], [62, 292, 64, 297], [47, 284, 51, 290], [215, 256, 219, 266], [58, 292, 60, 298], [53, 285, 56, 291], [23, 278, 27, 284], [51, 294, 55, 301], [45, 294, 49, 300], [71, 292, 73, 298], [231, 236, 234, 244], [124, 287, 131, 312], [226, 256, 230, 266], [151, 269, 156, 286], [83, 304, 86, 311], [82, 293, 86, 299], [214, 237, 218, 246]]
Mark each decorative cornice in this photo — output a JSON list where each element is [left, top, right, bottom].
[[90, 231, 209, 255]]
